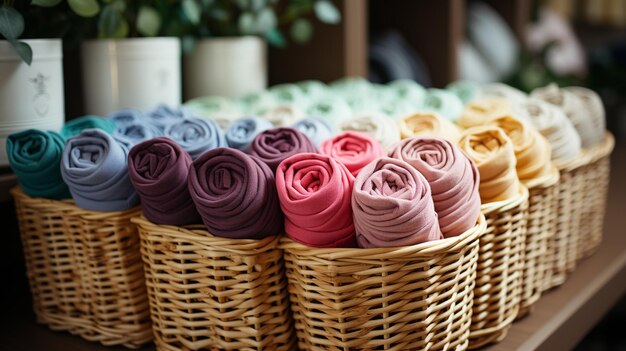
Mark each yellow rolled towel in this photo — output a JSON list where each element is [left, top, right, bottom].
[[398, 112, 462, 142], [459, 126, 521, 203], [487, 115, 555, 187], [458, 98, 512, 129]]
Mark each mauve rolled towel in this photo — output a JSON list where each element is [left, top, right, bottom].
[[164, 117, 226, 159], [353, 157, 443, 248], [128, 137, 200, 225], [320, 131, 384, 177], [188, 147, 283, 239], [390, 137, 481, 237], [61, 129, 138, 211], [276, 153, 356, 248], [7, 129, 70, 199], [247, 127, 317, 172]]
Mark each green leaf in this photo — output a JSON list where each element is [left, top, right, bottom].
[[111, 0, 126, 12], [10, 41, 33, 65], [290, 18, 312, 44], [235, 0, 249, 9], [314, 0, 340, 24], [137, 6, 161, 37], [238, 12, 255, 34], [181, 36, 196, 54], [251, 0, 266, 11], [68, 0, 101, 17], [0, 5, 24, 40], [264, 28, 285, 48], [182, 0, 201, 25], [98, 5, 127, 38], [31, 0, 63, 7], [255, 7, 276, 33]]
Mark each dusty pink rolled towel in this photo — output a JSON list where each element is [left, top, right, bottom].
[[320, 131, 384, 176], [389, 137, 481, 237], [276, 153, 356, 248], [352, 157, 443, 248]]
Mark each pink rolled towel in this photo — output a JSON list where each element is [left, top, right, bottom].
[[389, 137, 481, 237], [276, 153, 356, 248], [320, 131, 384, 176], [353, 157, 443, 248]]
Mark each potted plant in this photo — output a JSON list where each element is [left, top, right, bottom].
[[178, 0, 342, 99]]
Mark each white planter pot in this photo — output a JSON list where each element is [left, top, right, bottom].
[[0, 39, 65, 166], [81, 38, 181, 115], [184, 36, 267, 100]]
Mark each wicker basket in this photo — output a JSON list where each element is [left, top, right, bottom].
[[517, 167, 560, 319], [578, 132, 614, 259], [12, 187, 152, 348], [468, 187, 528, 349], [543, 153, 591, 290], [133, 216, 295, 351], [281, 214, 486, 351]]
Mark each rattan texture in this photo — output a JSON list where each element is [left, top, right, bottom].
[[468, 187, 528, 349], [517, 169, 559, 318], [579, 133, 614, 259], [281, 214, 486, 351], [133, 216, 295, 351]]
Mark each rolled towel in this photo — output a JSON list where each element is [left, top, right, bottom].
[[446, 80, 481, 104], [320, 131, 385, 176], [164, 117, 226, 159], [387, 79, 426, 104], [422, 88, 464, 121], [513, 98, 581, 164], [398, 112, 462, 142], [128, 137, 200, 225], [390, 137, 481, 237], [144, 104, 191, 132], [61, 129, 138, 211], [353, 157, 443, 248], [184, 96, 240, 131], [563, 86, 606, 144], [7, 129, 70, 199], [247, 127, 317, 171], [237, 90, 276, 116], [269, 83, 306, 108], [339, 112, 401, 150], [531, 84, 603, 148], [344, 93, 381, 114], [296, 80, 328, 98], [458, 98, 512, 128], [292, 117, 335, 147], [276, 153, 356, 247], [306, 96, 353, 126], [61, 115, 116, 139], [459, 126, 521, 203], [378, 98, 419, 119], [480, 83, 528, 104], [226, 116, 274, 150], [487, 116, 553, 184], [188, 147, 283, 239], [330, 77, 372, 95], [108, 109, 144, 127], [114, 122, 161, 146], [263, 104, 304, 127]]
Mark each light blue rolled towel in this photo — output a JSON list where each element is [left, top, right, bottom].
[[114, 122, 161, 146], [144, 104, 192, 132], [422, 89, 464, 122], [61, 129, 138, 211], [164, 117, 227, 159], [292, 117, 335, 147], [226, 116, 274, 150], [107, 109, 144, 127]]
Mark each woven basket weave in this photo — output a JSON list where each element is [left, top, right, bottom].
[[517, 167, 559, 318], [281, 214, 486, 351], [579, 132, 614, 259], [468, 187, 528, 349], [12, 187, 152, 348], [133, 216, 295, 351]]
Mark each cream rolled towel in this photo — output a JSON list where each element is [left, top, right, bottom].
[[398, 112, 462, 143], [564, 86, 605, 147], [512, 98, 581, 166], [458, 97, 512, 129], [487, 116, 554, 186], [479, 83, 528, 105], [531, 84, 602, 148], [263, 104, 304, 127], [339, 112, 401, 150], [459, 126, 521, 203]]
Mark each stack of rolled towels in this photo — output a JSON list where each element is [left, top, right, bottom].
[[6, 78, 607, 248]]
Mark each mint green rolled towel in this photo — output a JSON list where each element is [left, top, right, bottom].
[[447, 80, 481, 105], [7, 129, 70, 199], [61, 115, 116, 139]]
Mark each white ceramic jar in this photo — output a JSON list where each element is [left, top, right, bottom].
[[0, 39, 65, 165], [81, 37, 181, 115]]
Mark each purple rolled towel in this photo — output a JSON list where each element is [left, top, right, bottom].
[[246, 127, 317, 172]]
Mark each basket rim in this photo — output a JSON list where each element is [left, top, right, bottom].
[[279, 213, 485, 259], [555, 148, 592, 172], [523, 163, 560, 190], [132, 215, 281, 252], [480, 184, 529, 215], [11, 186, 75, 207], [588, 132, 615, 163]]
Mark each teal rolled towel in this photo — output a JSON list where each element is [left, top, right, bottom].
[[7, 129, 70, 199]]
